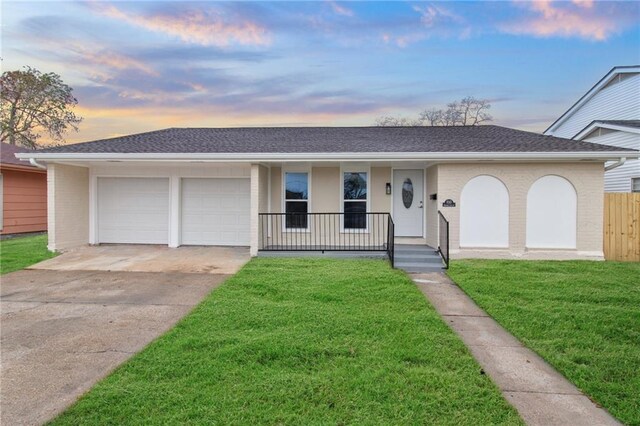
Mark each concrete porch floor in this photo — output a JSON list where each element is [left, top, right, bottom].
[[31, 245, 251, 275]]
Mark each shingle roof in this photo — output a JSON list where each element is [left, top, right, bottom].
[[32, 125, 635, 155], [1, 142, 38, 167]]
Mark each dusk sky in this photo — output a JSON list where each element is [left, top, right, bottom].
[[3, 0, 639, 144]]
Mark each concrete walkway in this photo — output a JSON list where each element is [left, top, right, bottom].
[[411, 272, 620, 426]]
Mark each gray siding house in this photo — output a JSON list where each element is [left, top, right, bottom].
[[545, 65, 640, 192]]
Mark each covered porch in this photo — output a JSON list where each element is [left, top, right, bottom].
[[251, 162, 448, 271]]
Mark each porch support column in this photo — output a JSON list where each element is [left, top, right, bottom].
[[168, 175, 180, 248], [250, 164, 260, 256]]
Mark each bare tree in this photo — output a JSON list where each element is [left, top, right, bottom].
[[457, 96, 492, 125], [1, 67, 82, 148], [375, 96, 492, 127], [419, 108, 444, 126], [374, 116, 422, 127]]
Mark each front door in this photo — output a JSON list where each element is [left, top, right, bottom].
[[393, 169, 424, 237]]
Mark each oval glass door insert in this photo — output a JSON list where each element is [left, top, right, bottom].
[[402, 178, 414, 208]]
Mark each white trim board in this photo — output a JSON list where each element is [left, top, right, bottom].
[[17, 151, 637, 162], [574, 121, 640, 140]]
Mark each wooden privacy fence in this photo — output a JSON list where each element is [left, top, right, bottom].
[[604, 193, 640, 262]]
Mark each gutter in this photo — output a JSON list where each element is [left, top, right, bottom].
[[29, 158, 47, 169], [14, 150, 639, 163], [604, 157, 626, 172]]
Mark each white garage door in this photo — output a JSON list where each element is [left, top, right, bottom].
[[181, 178, 250, 246], [98, 178, 169, 244]]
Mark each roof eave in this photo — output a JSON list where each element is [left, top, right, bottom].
[[0, 162, 45, 172], [574, 121, 640, 140], [15, 151, 638, 163]]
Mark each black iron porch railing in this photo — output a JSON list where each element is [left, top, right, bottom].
[[437, 211, 450, 269], [386, 215, 395, 268], [259, 212, 395, 267]]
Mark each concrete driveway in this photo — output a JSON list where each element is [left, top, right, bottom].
[[30, 245, 250, 275], [1, 245, 249, 425]]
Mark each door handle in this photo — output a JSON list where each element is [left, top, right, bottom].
[[419, 201, 423, 209]]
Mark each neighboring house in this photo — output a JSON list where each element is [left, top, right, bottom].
[[1, 142, 48, 235], [16, 126, 638, 263], [545, 65, 640, 192]]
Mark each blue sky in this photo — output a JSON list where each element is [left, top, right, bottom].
[[2, 0, 639, 143]]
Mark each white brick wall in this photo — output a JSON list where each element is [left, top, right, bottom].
[[47, 163, 89, 251], [437, 162, 605, 260]]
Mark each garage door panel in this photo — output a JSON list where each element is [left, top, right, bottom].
[[98, 178, 169, 244], [181, 178, 250, 246]]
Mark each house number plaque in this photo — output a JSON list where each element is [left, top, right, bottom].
[[442, 199, 456, 207]]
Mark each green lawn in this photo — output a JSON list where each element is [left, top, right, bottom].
[[448, 260, 640, 426], [52, 258, 521, 425], [0, 234, 56, 275]]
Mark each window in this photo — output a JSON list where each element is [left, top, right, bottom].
[[633, 178, 640, 193], [285, 172, 308, 228], [343, 172, 367, 229]]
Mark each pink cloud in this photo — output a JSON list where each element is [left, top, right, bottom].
[[88, 3, 270, 47], [500, 0, 629, 41], [327, 0, 354, 17], [381, 4, 468, 48], [572, 0, 594, 9], [381, 32, 426, 48], [412, 4, 464, 28], [80, 49, 158, 77]]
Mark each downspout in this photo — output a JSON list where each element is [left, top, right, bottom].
[[605, 157, 626, 172], [29, 158, 47, 169]]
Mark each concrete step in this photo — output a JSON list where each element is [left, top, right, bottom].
[[395, 262, 445, 272], [395, 249, 439, 255], [396, 260, 443, 268], [394, 253, 442, 261], [395, 247, 439, 254], [395, 244, 437, 251], [394, 244, 445, 273]]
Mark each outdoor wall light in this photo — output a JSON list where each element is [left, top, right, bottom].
[[385, 182, 392, 195]]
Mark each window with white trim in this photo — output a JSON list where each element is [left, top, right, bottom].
[[632, 178, 640, 193], [285, 172, 308, 228], [343, 171, 367, 229]]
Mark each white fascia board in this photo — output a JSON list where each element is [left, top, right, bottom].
[[544, 65, 640, 135], [15, 151, 639, 162], [574, 122, 640, 140]]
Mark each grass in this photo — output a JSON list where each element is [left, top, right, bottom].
[[52, 258, 521, 425], [0, 234, 56, 275], [448, 260, 640, 426]]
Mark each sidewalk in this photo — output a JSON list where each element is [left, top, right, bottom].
[[411, 272, 620, 426]]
